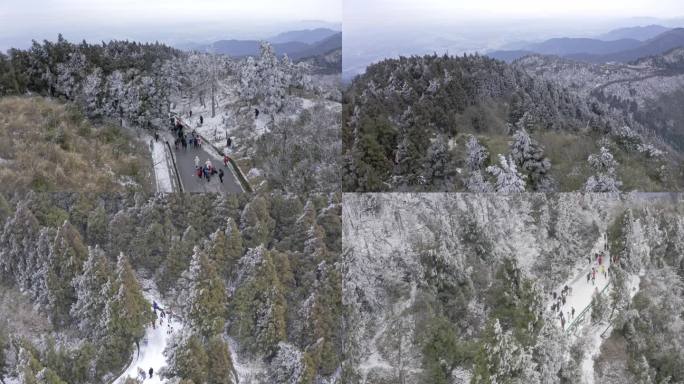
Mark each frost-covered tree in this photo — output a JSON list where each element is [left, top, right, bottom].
[[486, 155, 526, 192], [85, 205, 108, 247], [79, 68, 104, 118], [270, 342, 305, 384], [240, 196, 275, 249], [101, 253, 152, 370], [46, 221, 88, 325], [466, 170, 494, 192], [206, 337, 235, 384], [238, 42, 302, 118], [55, 52, 88, 99], [465, 136, 495, 192], [465, 135, 489, 172], [423, 135, 451, 185], [473, 319, 538, 383], [70, 246, 111, 338], [179, 248, 227, 338], [171, 334, 209, 384], [585, 147, 621, 192], [532, 314, 566, 383], [207, 217, 243, 279], [509, 129, 554, 191], [0, 203, 40, 285], [230, 246, 287, 356]]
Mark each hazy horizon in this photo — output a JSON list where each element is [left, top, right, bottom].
[[0, 0, 341, 51], [343, 0, 684, 79]]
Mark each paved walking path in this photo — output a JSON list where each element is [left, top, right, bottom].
[[551, 234, 612, 332], [162, 115, 243, 193]]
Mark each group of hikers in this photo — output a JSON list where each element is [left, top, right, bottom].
[[556, 238, 614, 331], [194, 155, 225, 183], [136, 301, 175, 381], [137, 367, 154, 381], [586, 251, 609, 285], [551, 285, 575, 330], [169, 113, 236, 187], [171, 117, 203, 151]]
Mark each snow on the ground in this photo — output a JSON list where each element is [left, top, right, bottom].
[[554, 234, 611, 332], [254, 113, 269, 136], [578, 273, 641, 384], [227, 335, 264, 383], [148, 135, 174, 193], [114, 283, 182, 384], [358, 283, 418, 382], [547, 233, 644, 384]]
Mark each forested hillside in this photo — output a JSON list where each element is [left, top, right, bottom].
[[0, 191, 342, 383], [0, 35, 180, 127], [342, 193, 684, 384], [516, 48, 684, 153], [0, 35, 341, 193], [343, 54, 681, 192]]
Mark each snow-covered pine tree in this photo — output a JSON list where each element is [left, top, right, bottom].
[[102, 253, 152, 369], [85, 205, 108, 247], [46, 221, 88, 325], [207, 217, 243, 279], [240, 196, 275, 249], [486, 154, 526, 192], [230, 246, 287, 356], [70, 246, 112, 338], [584, 146, 622, 192], [509, 128, 554, 191], [0, 203, 39, 282], [423, 135, 451, 186], [473, 318, 537, 383], [158, 225, 199, 294], [465, 135, 489, 172], [206, 336, 235, 384], [183, 247, 228, 339], [270, 342, 305, 384]]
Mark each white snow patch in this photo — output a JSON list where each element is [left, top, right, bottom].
[[114, 286, 182, 384], [227, 335, 264, 383], [149, 137, 174, 193], [254, 114, 269, 136], [555, 234, 611, 332], [247, 168, 263, 178]]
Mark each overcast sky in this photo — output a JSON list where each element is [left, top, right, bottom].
[[346, 0, 684, 23], [0, 0, 341, 50], [343, 0, 684, 79]]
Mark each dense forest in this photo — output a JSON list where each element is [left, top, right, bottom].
[[0, 36, 341, 194], [342, 193, 684, 384], [342, 54, 679, 192], [0, 191, 342, 383], [0, 35, 180, 128]]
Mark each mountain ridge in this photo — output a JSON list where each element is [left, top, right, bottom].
[[487, 27, 684, 64], [176, 28, 341, 59]]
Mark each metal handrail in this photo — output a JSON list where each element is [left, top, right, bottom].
[[565, 279, 612, 333], [164, 140, 184, 193]]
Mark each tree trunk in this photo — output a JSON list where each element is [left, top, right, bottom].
[[211, 81, 216, 118]]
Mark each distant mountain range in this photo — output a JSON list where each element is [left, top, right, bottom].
[[268, 28, 338, 44], [177, 28, 341, 60], [598, 24, 671, 41], [487, 26, 684, 64]]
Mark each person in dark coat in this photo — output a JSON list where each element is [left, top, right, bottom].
[[218, 169, 224, 183]]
